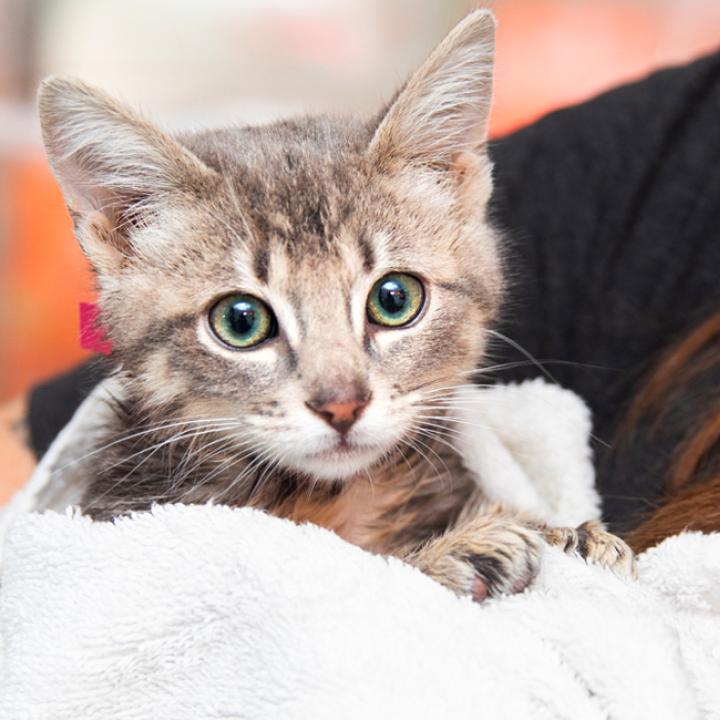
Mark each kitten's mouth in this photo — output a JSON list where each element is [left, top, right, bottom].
[[309, 439, 373, 460], [299, 437, 393, 480]]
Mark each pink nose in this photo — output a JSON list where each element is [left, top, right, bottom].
[[306, 396, 370, 435]]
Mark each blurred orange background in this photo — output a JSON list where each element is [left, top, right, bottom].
[[1, 0, 720, 403]]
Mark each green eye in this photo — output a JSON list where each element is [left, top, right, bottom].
[[209, 294, 277, 349], [367, 273, 425, 327]]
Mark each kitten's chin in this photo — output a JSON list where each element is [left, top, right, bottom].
[[291, 444, 391, 482]]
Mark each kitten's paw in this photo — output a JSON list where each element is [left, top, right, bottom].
[[412, 522, 543, 602], [544, 521, 637, 578]]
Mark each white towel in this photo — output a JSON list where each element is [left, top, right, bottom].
[[1, 380, 719, 719]]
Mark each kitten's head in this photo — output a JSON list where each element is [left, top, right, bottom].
[[39, 10, 502, 482]]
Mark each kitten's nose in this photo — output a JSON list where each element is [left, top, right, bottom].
[[306, 394, 371, 435]]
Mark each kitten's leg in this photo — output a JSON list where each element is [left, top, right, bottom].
[[542, 520, 637, 579], [398, 507, 636, 602], [399, 503, 543, 602]]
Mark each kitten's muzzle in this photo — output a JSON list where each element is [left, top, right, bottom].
[[305, 393, 372, 436]]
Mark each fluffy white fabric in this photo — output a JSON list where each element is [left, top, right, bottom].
[[1, 380, 719, 719]]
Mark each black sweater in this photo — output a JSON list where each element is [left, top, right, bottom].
[[489, 53, 720, 527]]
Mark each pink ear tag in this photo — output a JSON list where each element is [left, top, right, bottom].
[[79, 302, 113, 356]]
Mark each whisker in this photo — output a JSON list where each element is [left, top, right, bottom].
[[103, 423, 242, 477], [52, 416, 240, 475], [413, 414, 495, 433], [171, 434, 259, 493], [220, 445, 278, 504], [86, 423, 242, 508], [485, 329, 560, 386], [409, 424, 462, 459], [188, 444, 254, 497], [398, 433, 444, 485], [172, 427, 258, 480]]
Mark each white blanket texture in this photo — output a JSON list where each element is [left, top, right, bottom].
[[1, 379, 719, 719]]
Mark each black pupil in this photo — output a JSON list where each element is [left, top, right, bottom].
[[378, 279, 407, 315], [228, 300, 257, 336]]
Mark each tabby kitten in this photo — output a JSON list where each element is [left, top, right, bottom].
[[38, 10, 634, 600]]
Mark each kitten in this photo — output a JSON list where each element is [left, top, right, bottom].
[[38, 10, 634, 600]]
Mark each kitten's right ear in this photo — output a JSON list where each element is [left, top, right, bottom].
[[38, 77, 215, 271], [368, 10, 495, 182]]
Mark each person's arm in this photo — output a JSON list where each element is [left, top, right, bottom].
[[0, 395, 37, 503], [0, 359, 107, 502]]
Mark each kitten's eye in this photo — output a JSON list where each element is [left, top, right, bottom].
[[367, 273, 425, 327], [209, 294, 277, 349]]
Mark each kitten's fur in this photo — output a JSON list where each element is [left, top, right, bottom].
[[38, 11, 634, 599]]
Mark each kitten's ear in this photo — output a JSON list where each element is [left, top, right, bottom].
[[368, 10, 495, 176], [38, 77, 214, 270]]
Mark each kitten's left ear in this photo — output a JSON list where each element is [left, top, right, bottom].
[[368, 10, 495, 185]]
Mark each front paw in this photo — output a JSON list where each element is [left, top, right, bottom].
[[544, 521, 637, 578], [412, 521, 543, 602]]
